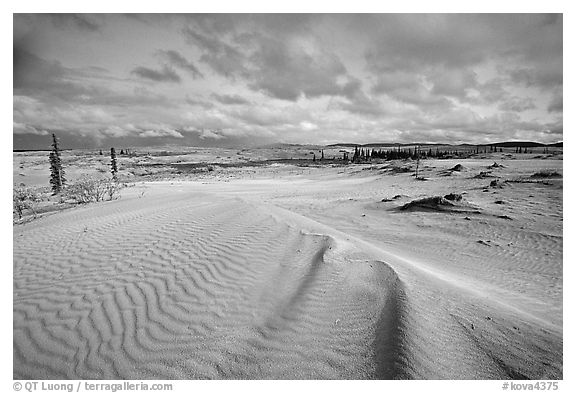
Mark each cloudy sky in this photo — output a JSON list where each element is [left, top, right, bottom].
[[13, 14, 562, 149]]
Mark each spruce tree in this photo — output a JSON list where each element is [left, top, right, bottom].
[[110, 147, 118, 180], [352, 146, 359, 162], [49, 133, 66, 194]]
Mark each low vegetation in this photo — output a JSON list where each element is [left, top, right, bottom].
[[63, 175, 123, 204], [13, 176, 124, 222], [13, 187, 44, 220], [530, 170, 561, 178]]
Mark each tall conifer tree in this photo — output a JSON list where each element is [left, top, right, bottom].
[[111, 147, 118, 180], [49, 133, 65, 194]]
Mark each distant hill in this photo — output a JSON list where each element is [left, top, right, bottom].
[[13, 149, 70, 152], [487, 141, 563, 148], [327, 141, 562, 148], [327, 142, 447, 148]]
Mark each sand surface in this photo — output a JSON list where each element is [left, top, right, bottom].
[[13, 156, 562, 379]]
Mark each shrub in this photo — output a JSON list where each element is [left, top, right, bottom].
[[530, 170, 561, 178], [64, 175, 123, 204], [444, 193, 463, 201], [13, 187, 43, 219]]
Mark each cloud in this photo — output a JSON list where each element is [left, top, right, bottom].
[[184, 25, 360, 102], [157, 49, 203, 79], [498, 97, 536, 112], [13, 48, 177, 111], [182, 127, 225, 140], [363, 15, 492, 72], [183, 28, 250, 79], [101, 125, 134, 138], [369, 71, 452, 112], [244, 35, 352, 100], [508, 67, 562, 90], [330, 90, 388, 117], [548, 87, 563, 113], [299, 121, 318, 131], [139, 128, 183, 138], [14, 47, 74, 94], [211, 93, 250, 105], [185, 96, 215, 109], [13, 14, 563, 148], [15, 14, 103, 33], [363, 14, 561, 72], [51, 14, 102, 32], [473, 78, 510, 103], [131, 66, 181, 83], [228, 105, 311, 127], [429, 69, 478, 100], [102, 124, 184, 139], [14, 95, 116, 136], [13, 122, 48, 135]]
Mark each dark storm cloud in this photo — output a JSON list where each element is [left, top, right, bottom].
[[14, 47, 65, 90], [157, 50, 204, 79], [13, 122, 48, 136], [131, 66, 181, 83], [13, 47, 98, 101], [14, 47, 175, 109]]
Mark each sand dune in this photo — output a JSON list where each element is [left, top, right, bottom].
[[14, 191, 408, 379], [13, 157, 562, 379]]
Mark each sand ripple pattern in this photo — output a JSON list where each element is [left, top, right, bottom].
[[14, 193, 406, 379]]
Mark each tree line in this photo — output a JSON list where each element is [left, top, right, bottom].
[[349, 145, 490, 162], [344, 144, 553, 163]]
